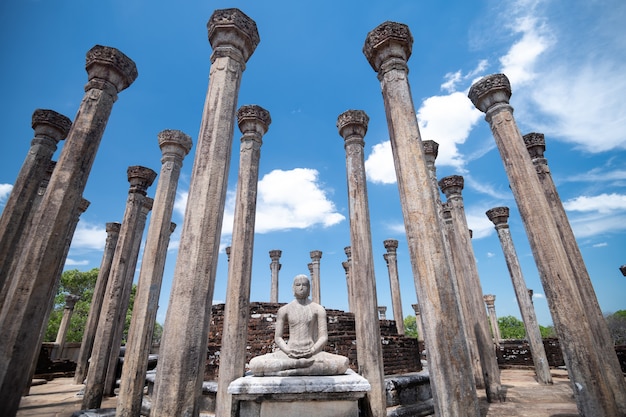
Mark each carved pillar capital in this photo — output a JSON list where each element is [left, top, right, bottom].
[[483, 294, 496, 308], [486, 206, 510, 229], [422, 140, 439, 165], [344, 246, 352, 261], [619, 265, 626, 276], [208, 8, 260, 64], [225, 246, 231, 262], [310, 250, 322, 261], [237, 104, 271, 144], [363, 21, 413, 73], [468, 73, 511, 114], [127, 166, 157, 196], [411, 303, 420, 315], [269, 249, 282, 262], [523, 132, 547, 161], [31, 109, 72, 145], [85, 45, 138, 94], [158, 130, 193, 163], [438, 175, 464, 199], [342, 261, 350, 273], [64, 294, 81, 310], [337, 110, 369, 148], [383, 238, 398, 253]]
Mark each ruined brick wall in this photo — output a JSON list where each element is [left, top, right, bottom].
[[496, 338, 565, 368], [204, 302, 421, 380]]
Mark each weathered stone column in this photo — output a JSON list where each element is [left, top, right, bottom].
[[74, 222, 121, 384], [215, 105, 270, 417], [483, 295, 501, 343], [0, 110, 71, 290], [103, 197, 154, 397], [486, 206, 552, 384], [337, 109, 386, 417], [377, 306, 387, 320], [524, 133, 626, 397], [269, 250, 282, 303], [151, 9, 259, 416], [440, 203, 485, 390], [364, 22, 479, 416], [117, 129, 192, 417], [469, 73, 626, 416], [0, 45, 137, 416], [422, 140, 440, 199], [343, 246, 354, 312], [309, 250, 322, 304], [82, 167, 156, 409], [383, 239, 404, 335], [54, 294, 80, 352], [440, 175, 503, 401], [411, 303, 424, 342]]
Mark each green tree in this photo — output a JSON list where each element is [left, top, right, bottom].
[[404, 315, 418, 339], [605, 310, 626, 345], [539, 324, 556, 338], [497, 315, 526, 339], [45, 268, 161, 345]]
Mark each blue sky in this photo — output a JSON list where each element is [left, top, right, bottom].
[[1, 0, 625, 328]]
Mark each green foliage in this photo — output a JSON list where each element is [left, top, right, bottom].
[[45, 268, 161, 345], [497, 315, 526, 340], [605, 310, 626, 345], [539, 324, 556, 338], [404, 315, 418, 339]]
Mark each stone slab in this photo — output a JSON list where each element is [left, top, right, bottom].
[[229, 370, 370, 417]]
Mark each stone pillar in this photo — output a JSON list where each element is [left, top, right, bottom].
[[469, 73, 626, 416], [54, 294, 81, 352], [74, 222, 121, 384], [364, 22, 479, 416], [422, 140, 441, 199], [104, 197, 154, 397], [269, 250, 282, 303], [23, 197, 89, 395], [440, 175, 503, 401], [0, 110, 71, 290], [440, 202, 485, 390], [309, 250, 322, 304], [342, 261, 352, 312], [343, 246, 354, 312], [215, 105, 270, 417], [0, 45, 137, 416], [486, 206, 552, 384], [383, 239, 404, 335], [117, 130, 192, 417], [82, 167, 156, 409], [151, 9, 259, 416], [524, 133, 626, 397], [411, 304, 424, 342], [483, 295, 501, 344], [377, 306, 387, 320], [337, 109, 386, 417]]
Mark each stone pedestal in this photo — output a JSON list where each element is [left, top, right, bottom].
[[228, 370, 370, 417]]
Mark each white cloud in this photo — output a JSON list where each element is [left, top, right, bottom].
[[486, 252, 495, 258], [563, 193, 626, 214], [567, 212, 626, 239], [253, 168, 345, 233], [364, 141, 396, 184], [417, 92, 483, 168], [71, 220, 107, 250], [171, 169, 345, 236], [592, 242, 608, 248], [499, 11, 553, 86], [532, 293, 545, 300], [0, 183, 13, 205], [65, 258, 90, 266], [465, 209, 495, 240]]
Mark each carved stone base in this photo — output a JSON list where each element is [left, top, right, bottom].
[[228, 370, 371, 417]]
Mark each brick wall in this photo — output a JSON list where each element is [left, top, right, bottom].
[[204, 302, 422, 380]]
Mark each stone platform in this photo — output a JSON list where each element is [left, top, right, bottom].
[[228, 370, 371, 417]]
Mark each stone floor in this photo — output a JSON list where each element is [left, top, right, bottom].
[[16, 368, 581, 417]]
